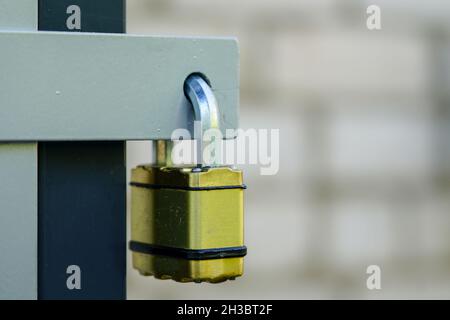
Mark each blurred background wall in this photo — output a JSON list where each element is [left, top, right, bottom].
[[125, 0, 450, 299]]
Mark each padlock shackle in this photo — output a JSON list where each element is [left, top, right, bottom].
[[184, 74, 220, 133], [154, 74, 221, 167], [184, 74, 221, 167]]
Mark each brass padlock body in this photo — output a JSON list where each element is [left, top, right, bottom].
[[130, 165, 245, 283]]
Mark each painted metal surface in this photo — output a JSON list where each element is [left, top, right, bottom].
[[0, 144, 38, 299], [37, 0, 127, 300], [38, 142, 126, 299], [0, 0, 37, 31], [0, 0, 38, 300], [38, 0, 125, 33], [0, 31, 239, 141]]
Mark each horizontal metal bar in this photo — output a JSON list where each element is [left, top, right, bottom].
[[0, 31, 239, 141]]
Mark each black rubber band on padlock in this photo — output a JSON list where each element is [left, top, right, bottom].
[[129, 241, 247, 260], [130, 182, 247, 191]]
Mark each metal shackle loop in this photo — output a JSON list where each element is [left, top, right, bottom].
[[184, 74, 220, 167]]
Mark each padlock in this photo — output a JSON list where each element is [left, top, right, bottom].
[[129, 74, 246, 283]]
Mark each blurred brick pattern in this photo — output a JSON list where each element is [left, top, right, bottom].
[[126, 0, 450, 299]]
